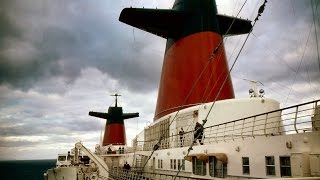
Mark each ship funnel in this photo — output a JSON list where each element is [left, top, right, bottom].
[[119, 0, 252, 120], [89, 94, 139, 146]]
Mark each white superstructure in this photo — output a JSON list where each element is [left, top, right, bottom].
[[45, 96, 320, 180], [44, 0, 320, 179]]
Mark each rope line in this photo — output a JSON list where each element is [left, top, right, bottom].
[[173, 1, 270, 179]]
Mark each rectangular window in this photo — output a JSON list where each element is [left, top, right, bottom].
[[161, 159, 163, 169], [209, 157, 214, 177], [242, 157, 250, 175], [170, 159, 173, 169], [178, 159, 181, 170], [280, 156, 291, 177], [209, 156, 226, 178], [265, 156, 276, 176], [158, 159, 160, 169], [174, 159, 177, 169], [192, 157, 206, 176]]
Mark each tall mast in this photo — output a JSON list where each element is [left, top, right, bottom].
[[111, 93, 121, 107]]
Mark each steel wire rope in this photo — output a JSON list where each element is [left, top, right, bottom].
[[311, 0, 320, 74], [246, 33, 319, 102], [191, 0, 250, 107], [283, 0, 318, 105], [227, 1, 320, 104], [202, 0, 261, 103], [284, 19, 314, 106], [141, 23, 225, 175], [200, 0, 248, 103], [154, 0, 249, 119], [141, 0, 250, 171], [202, 0, 267, 133], [250, 33, 301, 78], [231, 75, 299, 103], [173, 1, 268, 179], [291, 0, 318, 101]]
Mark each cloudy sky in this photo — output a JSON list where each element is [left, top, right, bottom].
[[0, 0, 319, 160]]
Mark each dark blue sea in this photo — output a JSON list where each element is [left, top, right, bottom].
[[0, 159, 56, 180]]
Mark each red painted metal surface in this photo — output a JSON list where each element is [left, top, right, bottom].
[[103, 123, 126, 146], [154, 32, 234, 120]]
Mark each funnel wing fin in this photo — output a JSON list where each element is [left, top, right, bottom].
[[122, 113, 139, 120], [119, 8, 185, 39], [217, 15, 252, 36], [89, 112, 110, 119]]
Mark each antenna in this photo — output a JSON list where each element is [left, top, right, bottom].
[[111, 93, 121, 107], [239, 78, 264, 97]]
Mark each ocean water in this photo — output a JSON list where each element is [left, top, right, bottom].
[[0, 159, 56, 180]]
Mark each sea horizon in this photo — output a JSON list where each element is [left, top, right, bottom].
[[0, 159, 56, 180]]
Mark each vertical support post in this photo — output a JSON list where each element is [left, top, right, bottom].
[[252, 116, 256, 138], [232, 121, 236, 141], [294, 106, 299, 133], [241, 119, 245, 139], [215, 126, 219, 143], [208, 126, 212, 144], [278, 110, 283, 135], [264, 113, 269, 136], [223, 123, 227, 141], [312, 101, 318, 131]]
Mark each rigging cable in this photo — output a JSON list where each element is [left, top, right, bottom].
[[311, 0, 320, 72], [231, 75, 299, 103], [290, 0, 317, 101], [141, 0, 250, 171], [250, 32, 304, 79], [246, 33, 317, 103], [201, 0, 248, 103], [173, 1, 268, 179], [202, 0, 264, 103], [140, 40, 223, 170], [284, 14, 314, 106]]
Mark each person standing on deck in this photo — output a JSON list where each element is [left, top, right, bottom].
[[179, 128, 185, 147], [194, 122, 204, 145]]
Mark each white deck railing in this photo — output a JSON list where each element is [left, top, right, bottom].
[[133, 100, 320, 151]]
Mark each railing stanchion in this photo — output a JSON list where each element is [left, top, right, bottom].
[[232, 121, 235, 141], [264, 113, 268, 136], [312, 101, 318, 131], [241, 119, 245, 139], [294, 106, 299, 133], [215, 126, 219, 143], [223, 123, 227, 141], [252, 116, 256, 138]]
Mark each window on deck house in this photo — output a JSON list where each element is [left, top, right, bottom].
[[280, 156, 291, 177], [158, 159, 160, 169], [265, 156, 275, 176], [242, 157, 250, 175], [182, 159, 185, 170], [192, 157, 206, 176], [209, 156, 227, 178]]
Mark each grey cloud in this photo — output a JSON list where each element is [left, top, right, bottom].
[[0, 139, 39, 148], [0, 0, 162, 94], [0, 117, 101, 137], [0, 0, 319, 160]]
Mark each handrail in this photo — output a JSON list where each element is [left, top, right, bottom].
[[109, 167, 203, 180], [133, 99, 320, 151], [75, 142, 109, 179]]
